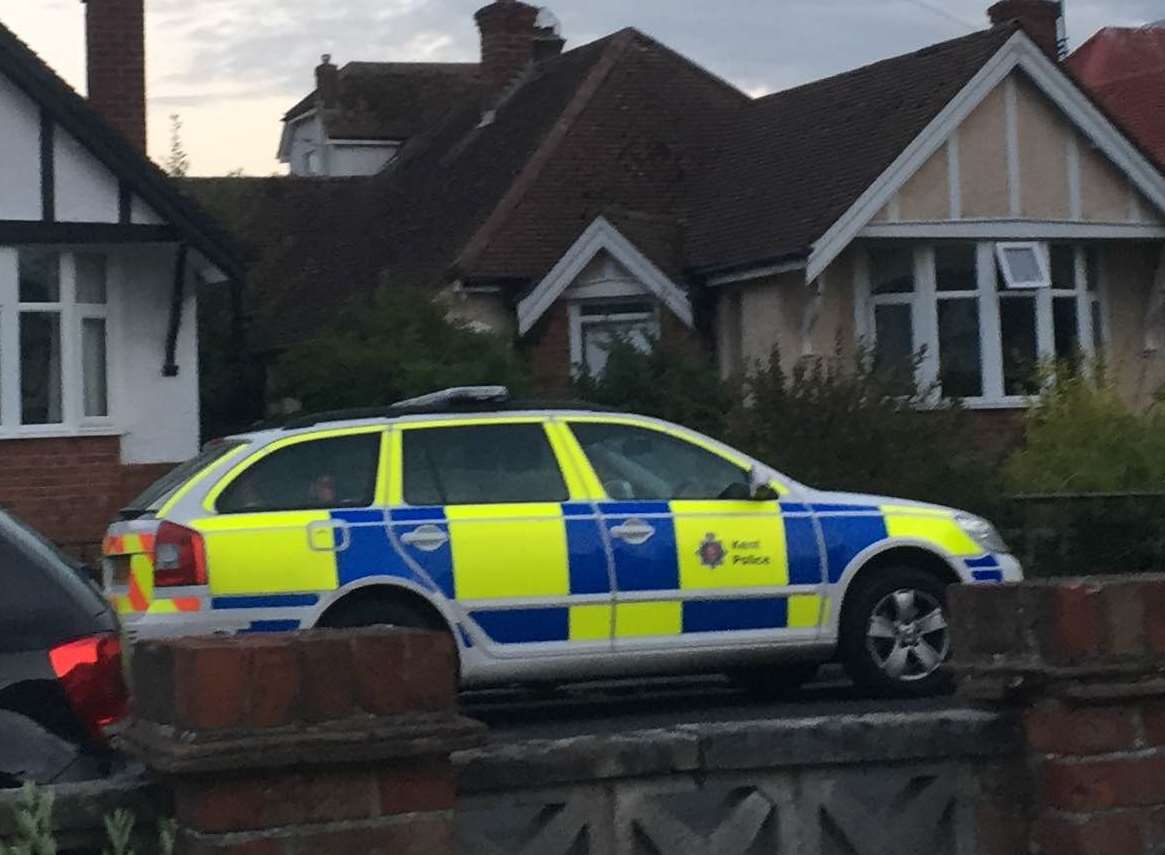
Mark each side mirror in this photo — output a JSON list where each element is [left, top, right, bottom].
[[749, 466, 780, 501]]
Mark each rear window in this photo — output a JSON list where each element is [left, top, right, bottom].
[[122, 440, 248, 518]]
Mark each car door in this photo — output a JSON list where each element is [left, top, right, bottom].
[[194, 428, 387, 617], [562, 418, 825, 651], [387, 419, 613, 659]]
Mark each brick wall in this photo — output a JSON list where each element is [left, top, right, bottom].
[[0, 436, 174, 554], [83, 0, 147, 152]]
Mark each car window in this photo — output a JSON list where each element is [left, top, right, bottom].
[[216, 433, 381, 514], [403, 424, 568, 506], [570, 422, 750, 501], [123, 440, 249, 517]]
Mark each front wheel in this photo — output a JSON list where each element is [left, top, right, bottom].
[[840, 567, 953, 698]]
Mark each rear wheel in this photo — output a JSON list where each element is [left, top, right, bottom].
[[840, 567, 953, 698], [319, 596, 445, 632]]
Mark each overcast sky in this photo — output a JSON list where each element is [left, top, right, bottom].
[[0, 0, 1157, 175]]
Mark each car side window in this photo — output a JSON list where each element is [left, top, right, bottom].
[[570, 422, 750, 501], [216, 433, 381, 514], [402, 424, 569, 506]]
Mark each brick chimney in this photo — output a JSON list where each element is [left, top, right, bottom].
[[315, 54, 340, 109], [81, 0, 147, 152], [988, 0, 1065, 60], [475, 0, 542, 97]]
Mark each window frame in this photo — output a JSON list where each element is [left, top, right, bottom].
[[392, 419, 578, 508], [858, 242, 1106, 409], [208, 428, 387, 515], [0, 247, 116, 437], [568, 299, 660, 378], [994, 241, 1052, 290]]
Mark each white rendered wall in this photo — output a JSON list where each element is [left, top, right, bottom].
[[0, 73, 43, 220], [54, 130, 119, 223], [328, 143, 398, 177]]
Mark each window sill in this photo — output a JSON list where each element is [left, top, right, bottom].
[[0, 425, 122, 441], [954, 398, 1032, 411]]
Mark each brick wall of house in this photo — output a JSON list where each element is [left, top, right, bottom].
[[0, 437, 174, 556]]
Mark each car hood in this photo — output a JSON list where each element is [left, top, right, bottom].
[[796, 489, 963, 516]]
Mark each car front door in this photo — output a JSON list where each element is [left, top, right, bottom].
[[387, 420, 613, 659], [562, 418, 824, 652]]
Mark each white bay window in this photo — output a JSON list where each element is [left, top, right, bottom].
[[861, 241, 1104, 405], [0, 247, 111, 432]]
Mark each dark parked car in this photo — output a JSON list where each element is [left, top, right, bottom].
[[0, 509, 128, 787]]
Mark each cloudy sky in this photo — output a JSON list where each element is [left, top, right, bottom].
[[0, 0, 1157, 176]]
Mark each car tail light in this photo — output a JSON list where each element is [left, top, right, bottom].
[[153, 521, 208, 588], [49, 634, 129, 741]]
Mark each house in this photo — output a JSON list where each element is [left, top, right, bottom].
[[0, 0, 241, 552], [194, 0, 1165, 434], [1067, 21, 1165, 169]]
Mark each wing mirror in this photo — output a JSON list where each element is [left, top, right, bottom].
[[748, 466, 780, 501]]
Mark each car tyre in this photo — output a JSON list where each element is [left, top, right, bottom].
[[840, 566, 954, 698], [320, 597, 445, 632]]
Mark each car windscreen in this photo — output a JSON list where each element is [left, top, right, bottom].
[[121, 440, 248, 519], [0, 511, 112, 651]]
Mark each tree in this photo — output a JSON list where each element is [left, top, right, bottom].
[[165, 113, 191, 177], [272, 286, 531, 413]]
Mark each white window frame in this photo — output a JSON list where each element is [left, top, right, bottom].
[[860, 241, 1106, 409], [0, 247, 116, 437], [994, 241, 1052, 290], [568, 300, 660, 378]]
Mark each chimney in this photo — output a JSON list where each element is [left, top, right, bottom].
[[988, 0, 1065, 60], [81, 0, 147, 152], [532, 8, 565, 64], [475, 0, 542, 97], [315, 54, 339, 108]]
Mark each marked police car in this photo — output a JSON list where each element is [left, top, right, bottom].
[[103, 386, 1020, 697]]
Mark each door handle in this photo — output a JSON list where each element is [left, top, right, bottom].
[[400, 525, 449, 553], [610, 519, 655, 546], [307, 520, 351, 553]]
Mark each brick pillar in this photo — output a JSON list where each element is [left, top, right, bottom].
[[121, 629, 486, 855], [949, 575, 1165, 855]]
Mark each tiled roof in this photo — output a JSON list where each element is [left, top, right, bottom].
[[285, 61, 482, 141], [686, 25, 1017, 273], [0, 20, 242, 279], [1068, 25, 1165, 169]]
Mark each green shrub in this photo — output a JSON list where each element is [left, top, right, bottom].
[[273, 286, 531, 413], [0, 786, 175, 855]]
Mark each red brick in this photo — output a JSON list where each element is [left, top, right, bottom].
[[1024, 702, 1139, 755], [378, 760, 456, 815], [1041, 583, 1104, 665], [176, 769, 377, 834], [1042, 756, 1165, 811], [297, 633, 358, 722], [177, 833, 285, 855], [350, 630, 456, 715], [1142, 703, 1165, 746], [245, 638, 301, 728], [1032, 811, 1147, 855], [173, 640, 250, 732], [1144, 585, 1165, 656]]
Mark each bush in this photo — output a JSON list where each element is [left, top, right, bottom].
[[273, 286, 531, 413]]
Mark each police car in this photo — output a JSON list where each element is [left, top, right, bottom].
[[103, 386, 1020, 697]]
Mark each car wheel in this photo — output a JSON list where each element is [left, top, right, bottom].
[[320, 597, 444, 632], [840, 567, 954, 698], [731, 662, 820, 699]]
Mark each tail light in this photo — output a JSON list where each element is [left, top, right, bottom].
[[153, 521, 208, 588], [49, 634, 129, 741]]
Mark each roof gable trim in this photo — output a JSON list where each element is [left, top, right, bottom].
[[517, 216, 693, 336], [807, 30, 1165, 282]]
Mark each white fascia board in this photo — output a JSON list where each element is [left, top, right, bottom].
[[859, 221, 1165, 240], [329, 138, 403, 147], [516, 216, 693, 336], [807, 31, 1165, 283], [277, 109, 317, 162], [706, 259, 807, 287]]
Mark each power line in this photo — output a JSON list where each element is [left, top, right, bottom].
[[900, 0, 980, 33]]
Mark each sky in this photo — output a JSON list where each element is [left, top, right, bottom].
[[0, 0, 1158, 176]]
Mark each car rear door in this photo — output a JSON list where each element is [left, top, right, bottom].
[[562, 418, 825, 652], [387, 419, 613, 659]]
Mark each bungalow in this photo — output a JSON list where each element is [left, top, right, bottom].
[[194, 0, 1164, 439], [0, 0, 241, 551]]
